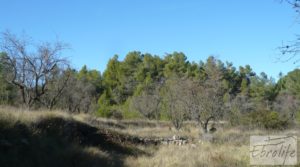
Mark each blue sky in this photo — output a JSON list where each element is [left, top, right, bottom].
[[0, 0, 299, 79]]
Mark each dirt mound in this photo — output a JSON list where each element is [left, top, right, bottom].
[[0, 116, 147, 167]]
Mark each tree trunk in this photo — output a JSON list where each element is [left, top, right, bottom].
[[201, 116, 214, 134], [202, 123, 209, 133]]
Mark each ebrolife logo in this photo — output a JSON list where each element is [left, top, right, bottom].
[[250, 136, 297, 165]]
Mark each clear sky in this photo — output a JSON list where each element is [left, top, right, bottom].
[[0, 0, 299, 79]]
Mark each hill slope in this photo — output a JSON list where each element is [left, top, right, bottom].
[[0, 108, 146, 167]]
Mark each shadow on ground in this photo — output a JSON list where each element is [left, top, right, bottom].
[[0, 116, 147, 167]]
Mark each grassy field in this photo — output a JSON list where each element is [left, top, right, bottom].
[[0, 106, 299, 167]]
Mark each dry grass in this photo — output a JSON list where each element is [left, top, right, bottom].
[[79, 115, 200, 138], [77, 113, 300, 167], [0, 106, 143, 167], [125, 143, 249, 167], [0, 105, 72, 124], [124, 126, 300, 167], [0, 106, 299, 167]]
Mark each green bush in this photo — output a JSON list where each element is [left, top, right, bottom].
[[97, 100, 141, 119], [227, 108, 242, 126], [263, 111, 288, 129], [120, 99, 142, 119], [97, 105, 125, 119], [122, 110, 141, 119], [242, 110, 288, 129], [96, 105, 111, 117], [296, 110, 300, 124]]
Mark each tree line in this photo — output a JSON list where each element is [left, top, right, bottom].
[[99, 51, 300, 131], [0, 31, 300, 132]]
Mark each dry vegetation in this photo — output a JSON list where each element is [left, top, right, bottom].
[[0, 106, 299, 167]]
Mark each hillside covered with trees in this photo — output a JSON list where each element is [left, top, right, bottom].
[[1, 32, 299, 132], [2, 1, 300, 167]]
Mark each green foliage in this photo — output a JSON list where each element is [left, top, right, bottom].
[[227, 107, 242, 126], [262, 111, 283, 129], [296, 111, 300, 124], [282, 69, 300, 98], [122, 110, 141, 119], [97, 91, 113, 117], [102, 55, 121, 89], [96, 52, 300, 131], [2, 45, 300, 130], [243, 110, 288, 129], [97, 96, 142, 119], [158, 95, 171, 121], [96, 106, 110, 117], [78, 65, 102, 94], [163, 52, 188, 77], [0, 52, 17, 105]]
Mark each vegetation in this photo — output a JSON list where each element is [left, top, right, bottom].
[[1, 32, 300, 132], [1, 2, 300, 165], [0, 107, 147, 167], [0, 107, 299, 167]]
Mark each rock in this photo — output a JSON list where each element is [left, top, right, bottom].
[[161, 141, 169, 145], [172, 135, 177, 140]]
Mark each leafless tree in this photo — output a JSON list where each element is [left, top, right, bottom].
[[59, 72, 96, 113], [131, 83, 162, 120], [278, 0, 300, 63], [162, 58, 225, 133], [131, 94, 161, 120], [279, 36, 300, 64], [193, 81, 224, 133], [163, 76, 187, 130], [225, 94, 254, 125], [0, 31, 69, 108], [186, 57, 225, 133], [281, 0, 300, 11], [273, 91, 300, 121], [41, 68, 71, 110]]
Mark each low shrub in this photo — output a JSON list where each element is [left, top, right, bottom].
[[296, 110, 300, 124], [242, 110, 289, 130]]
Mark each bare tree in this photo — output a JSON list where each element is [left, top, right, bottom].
[[281, 0, 300, 12], [273, 91, 300, 121], [186, 57, 225, 133], [131, 94, 160, 120], [278, 0, 300, 63], [162, 58, 225, 133], [0, 31, 69, 108], [279, 36, 300, 64], [162, 76, 187, 130], [58, 71, 96, 113], [187, 80, 224, 133], [41, 68, 71, 110], [225, 94, 255, 126], [131, 82, 163, 120]]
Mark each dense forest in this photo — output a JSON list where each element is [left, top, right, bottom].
[[0, 31, 300, 132]]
